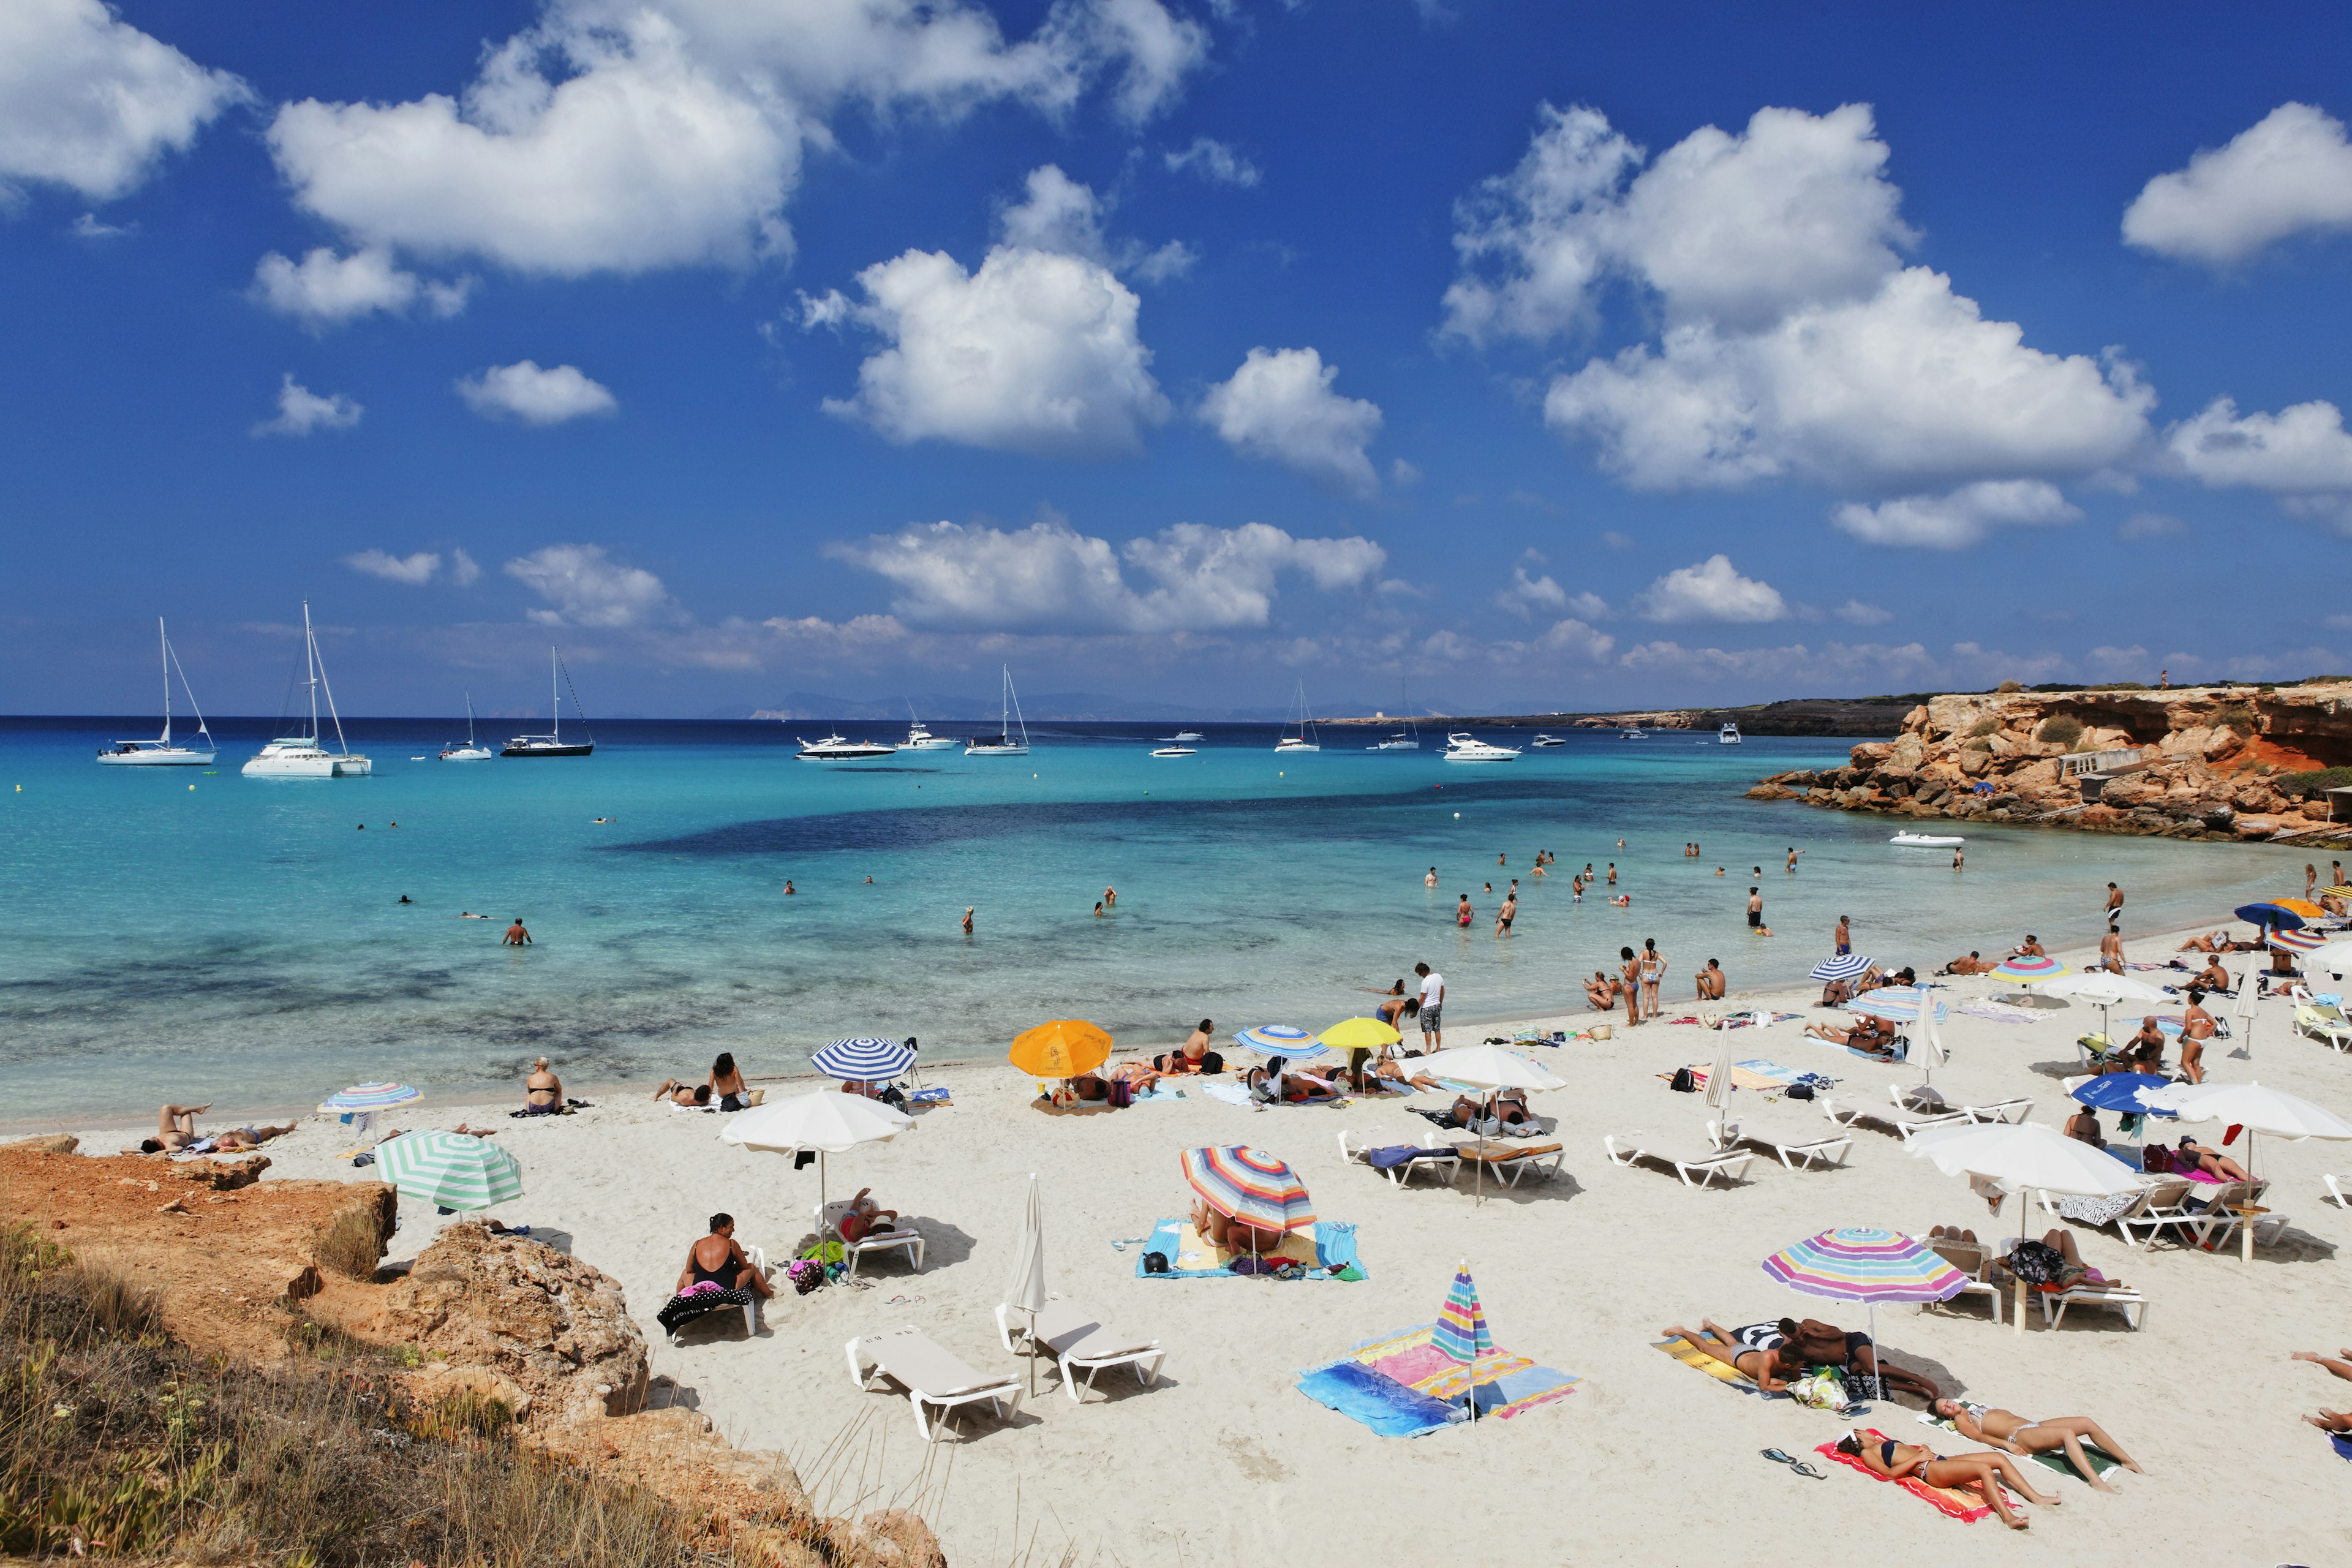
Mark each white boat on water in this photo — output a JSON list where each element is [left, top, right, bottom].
[[1149, 745, 1196, 758], [966, 666, 1030, 756], [503, 647, 595, 757], [1366, 680, 1421, 750], [1530, 733, 1565, 748], [98, 618, 214, 766], [1275, 680, 1321, 752], [440, 693, 492, 761], [1442, 731, 1519, 763], [1620, 726, 1646, 739], [1719, 722, 1743, 745], [796, 731, 897, 761], [1890, 831, 1966, 847], [243, 602, 370, 778], [1169, 730, 1204, 742], [899, 706, 956, 750]]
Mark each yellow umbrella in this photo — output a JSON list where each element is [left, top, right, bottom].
[[2321, 884, 2352, 899], [1318, 1017, 1402, 1051], [2275, 899, 2328, 918], [1010, 1019, 1113, 1078]]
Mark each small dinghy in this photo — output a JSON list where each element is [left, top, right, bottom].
[[1890, 831, 1966, 847]]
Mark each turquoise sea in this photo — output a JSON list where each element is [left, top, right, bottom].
[[0, 716, 2311, 1122]]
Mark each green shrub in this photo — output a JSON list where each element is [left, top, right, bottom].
[[1966, 717, 2000, 738], [2213, 703, 2258, 734], [1963, 737, 1992, 753], [1996, 680, 2023, 693], [2274, 767, 2352, 800], [2035, 714, 2085, 748]]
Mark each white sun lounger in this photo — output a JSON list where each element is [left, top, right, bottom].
[[994, 1292, 1165, 1403], [846, 1325, 1021, 1441], [1336, 1128, 1462, 1188], [1923, 1238, 2006, 1327], [2296, 1005, 2352, 1052], [2033, 1281, 2147, 1331], [664, 1244, 768, 1343], [820, 1200, 925, 1276], [1961, 1096, 2035, 1124], [1602, 1134, 1752, 1188], [1706, 1116, 1852, 1172], [1437, 1131, 1566, 1187], [2326, 1174, 2350, 1209], [1820, 1095, 1972, 1142]]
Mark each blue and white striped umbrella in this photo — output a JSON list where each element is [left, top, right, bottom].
[[1809, 954, 1874, 983], [810, 1037, 915, 1080], [1846, 987, 1950, 1025], [1234, 1023, 1326, 1060], [319, 1082, 423, 1113]]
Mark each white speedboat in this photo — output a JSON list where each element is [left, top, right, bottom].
[[966, 666, 1031, 756], [503, 647, 594, 756], [440, 693, 492, 761], [243, 601, 370, 777], [1170, 730, 1204, 742], [899, 709, 956, 750], [1442, 731, 1519, 763], [1890, 831, 1966, 847], [1275, 679, 1321, 752], [99, 618, 214, 766], [1150, 745, 1196, 758], [1530, 733, 1565, 748], [796, 731, 897, 760], [1719, 722, 1743, 745], [1620, 726, 1646, 739]]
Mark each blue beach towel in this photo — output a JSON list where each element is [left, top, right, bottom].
[[1295, 1360, 1458, 1438], [2334, 1433, 2352, 1464], [1133, 1218, 1365, 1280]]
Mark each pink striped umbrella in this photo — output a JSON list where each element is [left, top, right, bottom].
[[1180, 1146, 1315, 1235]]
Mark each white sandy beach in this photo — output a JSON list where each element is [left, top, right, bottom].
[[50, 918, 2352, 1567]]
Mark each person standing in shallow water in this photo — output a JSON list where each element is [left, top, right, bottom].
[[961, 906, 974, 935], [504, 918, 532, 946]]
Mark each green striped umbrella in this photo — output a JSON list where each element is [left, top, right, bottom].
[[374, 1131, 524, 1211]]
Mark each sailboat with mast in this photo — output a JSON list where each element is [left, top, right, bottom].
[[1365, 679, 1420, 750], [440, 693, 492, 761], [964, 666, 1030, 756], [98, 618, 215, 766], [502, 647, 595, 756], [242, 601, 371, 777], [1274, 679, 1321, 753]]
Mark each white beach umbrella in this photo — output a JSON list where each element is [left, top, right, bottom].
[[2307, 942, 2352, 980], [1907, 1120, 2144, 1334], [1414, 1046, 1564, 1202], [1003, 1173, 1048, 1393], [1912, 998, 1950, 1098], [2139, 1081, 2351, 1261], [2044, 972, 2168, 1041], [2231, 971, 2261, 1059], [722, 1090, 914, 1225]]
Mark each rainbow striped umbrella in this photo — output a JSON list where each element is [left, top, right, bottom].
[[1431, 1263, 1494, 1366], [320, 1082, 423, 1113], [2269, 928, 2324, 953], [1762, 1227, 1967, 1305], [1180, 1146, 1314, 1235], [1845, 986, 1950, 1024], [1988, 954, 2068, 985], [1235, 1023, 1326, 1060]]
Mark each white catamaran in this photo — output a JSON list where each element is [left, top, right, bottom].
[[1275, 679, 1321, 753], [243, 602, 370, 777], [440, 693, 493, 761], [502, 648, 595, 757], [98, 618, 215, 766], [965, 666, 1030, 756]]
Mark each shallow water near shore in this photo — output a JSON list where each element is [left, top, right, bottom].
[[0, 715, 2312, 1120]]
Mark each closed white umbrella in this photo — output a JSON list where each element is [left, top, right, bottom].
[[722, 1090, 914, 1226], [2231, 970, 2262, 1060], [1907, 1120, 2144, 1335], [1004, 1173, 1048, 1393], [1414, 1046, 1564, 1202], [2139, 1081, 2351, 1261]]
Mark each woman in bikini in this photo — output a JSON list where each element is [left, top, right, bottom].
[[1834, 1433, 2059, 1528], [1929, 1400, 2144, 1491], [1638, 938, 1664, 1016], [1657, 1321, 1793, 1393], [2174, 1136, 2250, 1182], [707, 1052, 748, 1111]]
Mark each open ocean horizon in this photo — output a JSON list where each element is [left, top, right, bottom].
[[0, 715, 2310, 1125]]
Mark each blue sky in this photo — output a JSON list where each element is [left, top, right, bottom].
[[8, 0, 2352, 718]]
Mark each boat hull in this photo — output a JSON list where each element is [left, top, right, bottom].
[[796, 747, 898, 761], [1150, 747, 1195, 757], [965, 744, 1028, 757], [243, 750, 370, 777], [97, 747, 214, 766], [1890, 832, 1964, 846], [439, 747, 494, 761], [501, 742, 594, 757]]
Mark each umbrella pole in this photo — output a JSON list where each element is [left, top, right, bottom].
[[2013, 1189, 2030, 1336]]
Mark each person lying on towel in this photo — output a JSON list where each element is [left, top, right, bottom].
[[1929, 1400, 2146, 1490], [1776, 1317, 1941, 1403], [1802, 1014, 1898, 1058], [1834, 1433, 2059, 1529], [1190, 1199, 1286, 1255], [1657, 1320, 1795, 1392]]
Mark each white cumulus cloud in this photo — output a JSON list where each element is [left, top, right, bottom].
[[817, 244, 1166, 458], [2124, 103, 2352, 268], [344, 549, 442, 585], [1495, 562, 1569, 618], [1198, 346, 1383, 496], [1166, 135, 1258, 186], [0, 0, 248, 203], [250, 246, 471, 328], [504, 543, 680, 628], [1632, 554, 1786, 624], [827, 515, 1382, 633], [2166, 396, 2352, 492], [1830, 478, 2080, 549], [1833, 598, 1893, 626], [251, 374, 362, 437], [449, 548, 483, 586], [458, 361, 618, 424]]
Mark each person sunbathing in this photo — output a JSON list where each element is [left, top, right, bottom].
[[2126, 1015, 2168, 1058], [678, 1213, 773, 1300], [653, 1080, 712, 1107], [2173, 1137, 2250, 1182], [1833, 1433, 2059, 1528], [2177, 930, 2226, 954], [2001, 1229, 2127, 1294], [1929, 1400, 2144, 1491], [835, 1188, 908, 1247], [2011, 935, 2046, 957], [1367, 1058, 1444, 1091], [1776, 1316, 1940, 1403], [2064, 1106, 2106, 1149], [141, 1102, 211, 1153], [524, 1058, 563, 1114], [1442, 1092, 1529, 1129], [1189, 1199, 1284, 1254], [1657, 1321, 1793, 1393], [1586, 971, 1621, 1010], [1154, 1021, 1224, 1075], [1695, 959, 1727, 1000], [1939, 951, 1995, 975], [1803, 1014, 1898, 1058], [1819, 978, 1853, 1008]]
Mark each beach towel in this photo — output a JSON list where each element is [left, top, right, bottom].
[[656, 1285, 753, 1336], [1716, 1010, 1804, 1029], [1294, 1359, 1460, 1438], [1134, 1218, 1365, 1280], [1661, 1061, 1785, 1093], [1651, 1336, 1777, 1398], [1959, 999, 2045, 1025], [1815, 1428, 2013, 1523], [1030, 1096, 1116, 1116], [1735, 1057, 1807, 1085], [1202, 1082, 1256, 1107], [908, 1087, 951, 1104], [1366, 1145, 1457, 1170], [2333, 1433, 2352, 1464], [1298, 1325, 1576, 1436], [1915, 1412, 2121, 1482]]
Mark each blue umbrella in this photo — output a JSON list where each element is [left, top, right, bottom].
[[810, 1036, 915, 1080], [1234, 1023, 1326, 1060], [1810, 954, 1874, 983], [2235, 902, 2304, 931], [2068, 1073, 2177, 1117]]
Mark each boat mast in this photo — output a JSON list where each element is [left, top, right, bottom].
[[466, 692, 477, 746], [307, 600, 352, 756], [303, 601, 320, 744], [167, 632, 210, 750], [158, 617, 171, 748]]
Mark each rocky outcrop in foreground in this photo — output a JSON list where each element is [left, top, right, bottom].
[[1746, 683, 2352, 843]]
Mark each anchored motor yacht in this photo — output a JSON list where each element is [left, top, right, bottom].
[[1529, 733, 1565, 747], [1169, 729, 1204, 742], [1149, 745, 1196, 757], [243, 601, 370, 777], [1718, 722, 1743, 745], [899, 710, 956, 750], [1441, 731, 1520, 763], [98, 618, 214, 766], [796, 731, 898, 760]]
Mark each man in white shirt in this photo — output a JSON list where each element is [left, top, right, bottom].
[[1414, 962, 1445, 1051]]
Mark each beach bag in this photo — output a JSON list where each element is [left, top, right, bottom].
[[785, 1260, 825, 1295], [2142, 1144, 2173, 1174], [1669, 1067, 1698, 1093], [1787, 1368, 1854, 1414], [1108, 1078, 1133, 1109], [1785, 1084, 1814, 1101], [2007, 1240, 2067, 1286]]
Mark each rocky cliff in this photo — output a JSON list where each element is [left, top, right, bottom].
[[1744, 682, 2352, 843]]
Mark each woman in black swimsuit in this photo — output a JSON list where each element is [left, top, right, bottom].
[[678, 1214, 772, 1299], [1834, 1432, 2058, 1528]]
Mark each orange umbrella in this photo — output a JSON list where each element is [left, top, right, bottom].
[[1009, 1019, 1113, 1078], [2274, 899, 2328, 919]]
